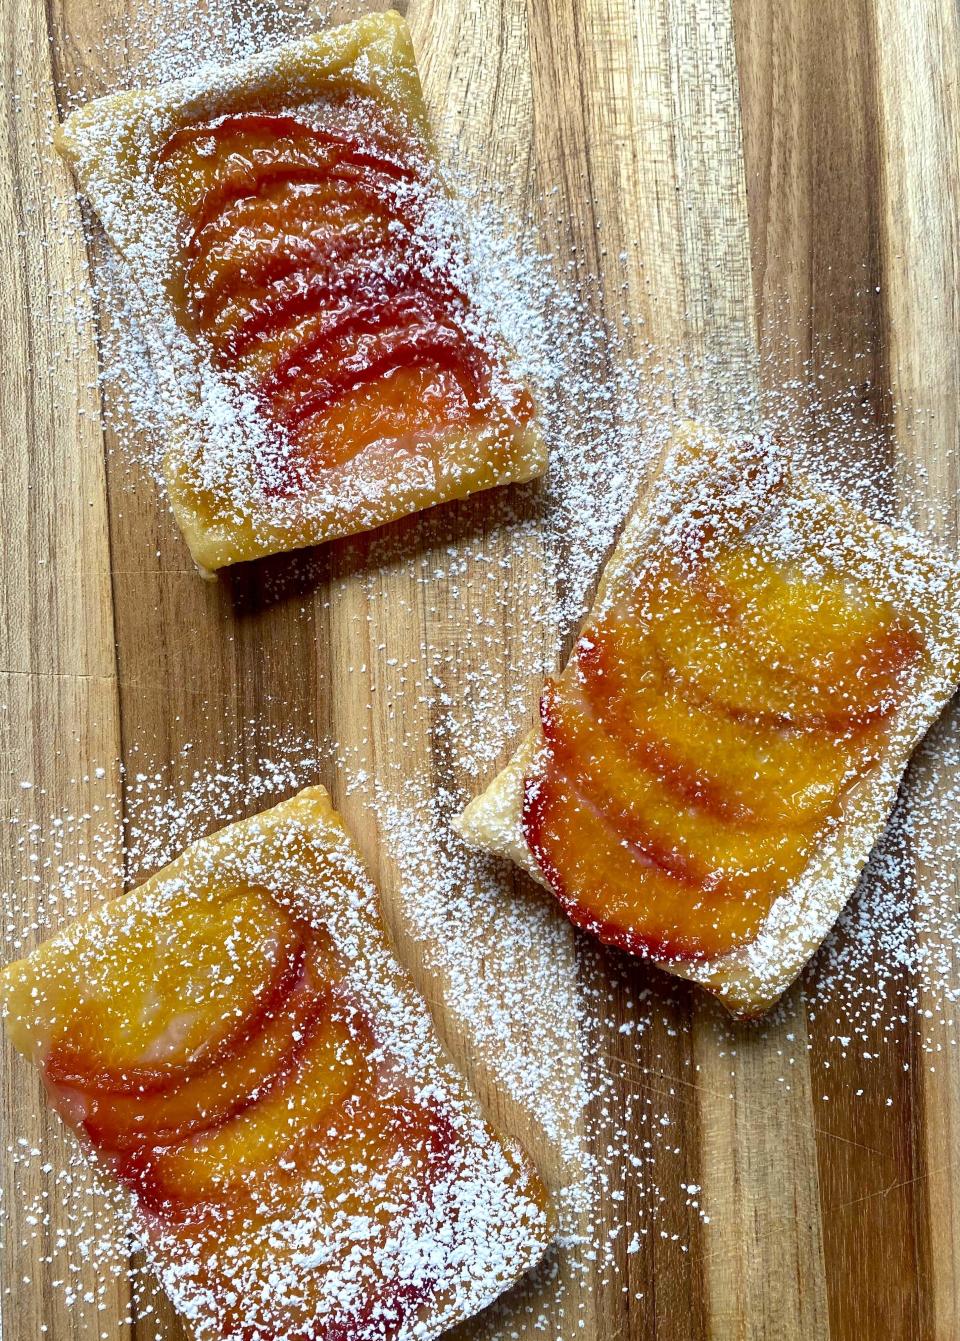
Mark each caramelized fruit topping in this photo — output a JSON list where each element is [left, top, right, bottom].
[[32, 877, 465, 1339], [155, 111, 533, 493], [523, 546, 922, 960]]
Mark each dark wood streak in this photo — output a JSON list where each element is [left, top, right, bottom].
[[733, 0, 895, 501], [733, 2, 940, 1337]]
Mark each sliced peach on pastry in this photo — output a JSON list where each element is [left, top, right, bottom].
[[187, 172, 403, 282], [262, 1087, 458, 1212], [157, 108, 532, 502], [42, 883, 304, 1095], [187, 237, 381, 355], [263, 309, 487, 436], [519, 539, 923, 963], [185, 196, 392, 327], [57, 14, 547, 570], [219, 256, 461, 370], [522, 765, 765, 959], [698, 549, 923, 713], [163, 1093, 460, 1341], [578, 618, 882, 826], [76, 959, 330, 1151], [125, 997, 369, 1213], [540, 678, 816, 900], [3, 784, 554, 1340], [297, 363, 478, 471], [461, 426, 959, 1011], [154, 114, 416, 219], [644, 560, 918, 730], [127, 995, 455, 1225]]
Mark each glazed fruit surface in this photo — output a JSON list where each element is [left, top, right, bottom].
[[1, 788, 553, 1339], [522, 545, 923, 960], [24, 876, 458, 1337], [155, 110, 533, 499]]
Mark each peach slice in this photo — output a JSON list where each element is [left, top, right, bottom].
[[522, 765, 765, 959], [639, 548, 922, 730], [644, 563, 910, 730], [699, 549, 923, 710], [155, 114, 415, 217], [128, 996, 371, 1213], [290, 364, 478, 473], [75, 963, 329, 1151], [580, 619, 882, 826], [707, 549, 909, 673], [219, 254, 460, 369], [186, 210, 389, 341], [540, 679, 817, 900], [264, 310, 486, 432], [260, 1086, 457, 1213], [43, 883, 303, 1095]]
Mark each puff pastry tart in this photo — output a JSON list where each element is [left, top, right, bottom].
[[1, 787, 551, 1340], [56, 12, 545, 574], [457, 426, 960, 1016]]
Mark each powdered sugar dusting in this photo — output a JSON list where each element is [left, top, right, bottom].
[[5, 0, 960, 1337]]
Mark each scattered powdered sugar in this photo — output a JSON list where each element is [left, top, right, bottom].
[[807, 708, 960, 1018], [5, 0, 960, 1338], [2, 761, 556, 1340], [6, 690, 960, 1335], [59, 1, 317, 104]]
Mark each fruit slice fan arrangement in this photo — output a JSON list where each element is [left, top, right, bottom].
[[522, 541, 924, 961], [154, 107, 536, 504], [0, 792, 550, 1341]]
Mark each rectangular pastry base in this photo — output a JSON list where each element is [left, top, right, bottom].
[[1, 786, 554, 1339], [57, 12, 547, 574], [457, 426, 960, 1017]]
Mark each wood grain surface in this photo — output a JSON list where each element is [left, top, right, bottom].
[[1, 0, 959, 1338]]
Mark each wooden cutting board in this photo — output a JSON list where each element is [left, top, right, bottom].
[[2, 0, 958, 1337]]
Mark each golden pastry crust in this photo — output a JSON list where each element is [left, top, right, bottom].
[[1, 786, 553, 1341], [456, 426, 960, 1016], [57, 12, 546, 574]]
